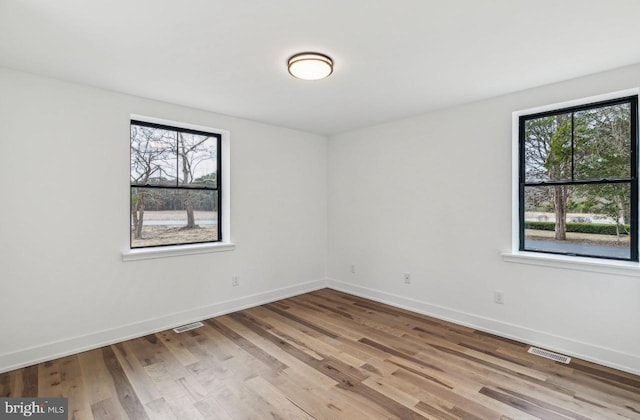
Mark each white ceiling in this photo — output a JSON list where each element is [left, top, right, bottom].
[[2, 0, 640, 135]]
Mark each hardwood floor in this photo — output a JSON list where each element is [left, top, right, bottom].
[[1, 289, 639, 419]]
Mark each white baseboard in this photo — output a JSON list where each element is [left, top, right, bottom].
[[0, 279, 326, 374], [326, 278, 640, 376], [3, 278, 638, 377]]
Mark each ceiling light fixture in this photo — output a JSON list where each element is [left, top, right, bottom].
[[287, 52, 333, 80]]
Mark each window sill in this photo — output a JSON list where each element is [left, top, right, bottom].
[[502, 251, 640, 277], [122, 242, 235, 262]]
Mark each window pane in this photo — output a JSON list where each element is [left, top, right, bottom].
[[130, 125, 178, 186], [524, 113, 572, 183], [177, 132, 218, 187], [574, 103, 631, 181], [131, 187, 218, 248], [523, 184, 631, 259]]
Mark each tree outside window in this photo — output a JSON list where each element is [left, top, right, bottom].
[[130, 120, 221, 248], [520, 96, 637, 261]]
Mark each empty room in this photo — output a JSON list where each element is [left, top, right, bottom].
[[1, 1, 639, 419]]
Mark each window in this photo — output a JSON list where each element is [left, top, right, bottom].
[[130, 120, 222, 249], [519, 95, 638, 261]]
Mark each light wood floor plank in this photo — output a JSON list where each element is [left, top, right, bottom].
[[1, 289, 638, 419], [111, 342, 162, 405]]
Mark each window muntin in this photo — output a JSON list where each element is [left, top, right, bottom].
[[130, 120, 222, 249], [519, 96, 638, 261]]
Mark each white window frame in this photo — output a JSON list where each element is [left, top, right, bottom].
[[502, 88, 640, 277], [122, 115, 234, 261]]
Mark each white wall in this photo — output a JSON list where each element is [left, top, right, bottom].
[[3, 62, 640, 376], [0, 68, 328, 372], [328, 63, 640, 374]]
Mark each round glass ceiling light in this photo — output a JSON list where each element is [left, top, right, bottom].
[[288, 52, 333, 80]]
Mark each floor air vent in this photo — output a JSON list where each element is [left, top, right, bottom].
[[528, 346, 571, 364], [173, 321, 204, 333]]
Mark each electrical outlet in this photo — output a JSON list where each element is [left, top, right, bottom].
[[494, 290, 504, 304], [403, 273, 411, 284], [350, 264, 356, 274], [232, 276, 240, 287]]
